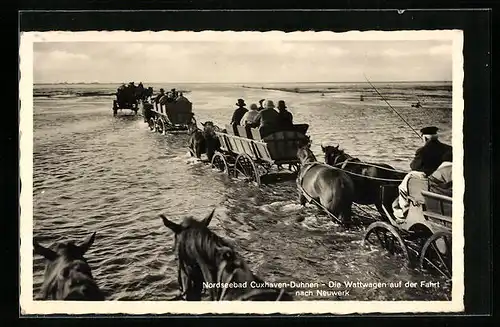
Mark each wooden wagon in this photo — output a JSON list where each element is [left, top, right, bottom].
[[143, 97, 196, 134], [211, 124, 309, 185], [362, 176, 453, 280], [112, 99, 139, 116]]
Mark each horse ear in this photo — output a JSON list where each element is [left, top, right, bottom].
[[335, 144, 339, 150], [160, 214, 183, 234], [78, 232, 96, 254], [201, 121, 206, 127], [201, 208, 216, 227], [321, 145, 326, 152], [34, 241, 57, 261]]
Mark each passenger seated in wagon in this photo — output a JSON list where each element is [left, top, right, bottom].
[[248, 100, 279, 136], [392, 126, 452, 219], [241, 103, 260, 126], [276, 100, 294, 129], [230, 99, 248, 126], [154, 88, 166, 104]]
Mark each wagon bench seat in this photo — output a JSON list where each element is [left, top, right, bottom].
[[217, 124, 309, 163]]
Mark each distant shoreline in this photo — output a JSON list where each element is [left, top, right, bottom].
[[34, 81, 452, 86]]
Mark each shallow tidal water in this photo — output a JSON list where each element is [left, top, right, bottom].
[[32, 82, 453, 301]]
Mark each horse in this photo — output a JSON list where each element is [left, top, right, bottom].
[[188, 121, 221, 162], [33, 232, 105, 300], [321, 144, 406, 217], [296, 141, 355, 226], [160, 209, 293, 301]]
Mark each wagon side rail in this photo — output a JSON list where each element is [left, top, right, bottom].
[[421, 190, 452, 231]]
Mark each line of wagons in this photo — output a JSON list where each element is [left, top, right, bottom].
[[137, 93, 453, 283]]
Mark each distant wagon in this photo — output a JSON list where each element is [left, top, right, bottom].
[[142, 95, 196, 134], [113, 94, 139, 116], [210, 124, 309, 185]]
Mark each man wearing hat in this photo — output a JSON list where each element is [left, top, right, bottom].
[[258, 99, 265, 111], [392, 126, 452, 220], [154, 88, 165, 104], [250, 100, 279, 134], [230, 99, 248, 126], [276, 100, 293, 129], [170, 88, 178, 99], [410, 126, 452, 176]]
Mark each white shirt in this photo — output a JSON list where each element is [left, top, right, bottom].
[[241, 110, 259, 125]]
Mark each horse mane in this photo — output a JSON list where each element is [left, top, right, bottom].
[[179, 218, 234, 263]]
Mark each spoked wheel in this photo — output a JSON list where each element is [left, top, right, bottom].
[[211, 152, 229, 174], [363, 221, 410, 265], [288, 163, 300, 172], [156, 119, 166, 135], [148, 117, 156, 131], [419, 231, 452, 280], [234, 153, 260, 185]]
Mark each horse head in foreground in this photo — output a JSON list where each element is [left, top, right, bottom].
[[160, 209, 293, 301], [33, 233, 104, 300], [321, 144, 406, 216], [297, 142, 355, 226]]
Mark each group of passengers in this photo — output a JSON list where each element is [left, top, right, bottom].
[[392, 126, 453, 221], [230, 98, 294, 131], [152, 88, 188, 105], [116, 82, 154, 106]]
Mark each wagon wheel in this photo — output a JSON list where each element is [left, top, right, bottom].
[[211, 152, 229, 174], [156, 119, 166, 135], [419, 231, 452, 280], [363, 221, 410, 264], [148, 117, 156, 131], [234, 153, 261, 185]]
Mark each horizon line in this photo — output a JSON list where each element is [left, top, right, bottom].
[[34, 80, 452, 85]]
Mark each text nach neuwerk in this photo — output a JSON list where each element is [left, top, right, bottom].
[[203, 280, 441, 298]]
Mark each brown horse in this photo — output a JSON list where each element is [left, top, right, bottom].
[[160, 209, 293, 301], [33, 233, 105, 300], [322, 145, 406, 216], [188, 121, 221, 162], [297, 142, 355, 226]]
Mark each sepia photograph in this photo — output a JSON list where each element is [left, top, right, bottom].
[[19, 30, 464, 314]]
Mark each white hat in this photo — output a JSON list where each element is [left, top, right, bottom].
[[265, 100, 275, 109]]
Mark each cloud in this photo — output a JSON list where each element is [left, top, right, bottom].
[[429, 44, 452, 56], [383, 49, 411, 58], [48, 50, 89, 61], [33, 40, 453, 83]]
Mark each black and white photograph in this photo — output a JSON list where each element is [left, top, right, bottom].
[[19, 30, 464, 314]]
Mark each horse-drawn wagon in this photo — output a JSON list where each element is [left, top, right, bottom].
[[363, 178, 453, 280], [143, 96, 196, 134], [210, 124, 310, 185], [113, 97, 139, 116], [297, 143, 453, 280]]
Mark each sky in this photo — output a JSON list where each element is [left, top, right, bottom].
[[33, 39, 453, 83]]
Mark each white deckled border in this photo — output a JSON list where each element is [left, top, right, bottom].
[[19, 30, 464, 315]]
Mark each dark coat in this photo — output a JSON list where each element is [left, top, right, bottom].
[[277, 109, 293, 128], [410, 139, 452, 176], [252, 108, 279, 128], [230, 107, 248, 126]]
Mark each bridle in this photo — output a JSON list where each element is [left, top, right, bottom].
[[330, 150, 355, 169]]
